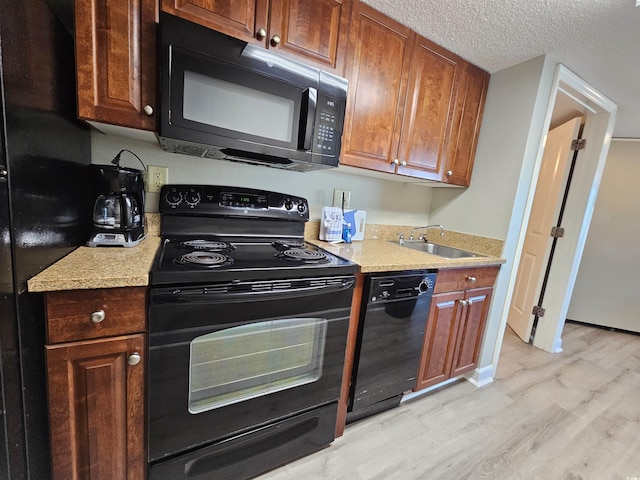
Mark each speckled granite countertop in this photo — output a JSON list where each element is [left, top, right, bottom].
[[305, 221, 506, 273], [27, 217, 506, 292], [27, 214, 161, 293], [307, 239, 505, 273]]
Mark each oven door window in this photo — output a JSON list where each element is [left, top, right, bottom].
[[188, 317, 327, 414]]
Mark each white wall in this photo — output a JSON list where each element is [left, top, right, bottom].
[[567, 139, 640, 332], [90, 132, 434, 226]]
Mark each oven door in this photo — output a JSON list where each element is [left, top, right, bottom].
[[148, 275, 355, 463]]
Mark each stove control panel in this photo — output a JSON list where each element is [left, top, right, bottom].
[[159, 185, 309, 221]]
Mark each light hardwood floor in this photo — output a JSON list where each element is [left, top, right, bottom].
[[261, 322, 640, 480]]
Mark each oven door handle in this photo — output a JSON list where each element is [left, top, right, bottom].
[[152, 277, 355, 304]]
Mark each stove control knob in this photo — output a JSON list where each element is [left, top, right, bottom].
[[165, 190, 182, 206], [297, 201, 307, 214], [185, 191, 201, 206], [284, 197, 294, 210]]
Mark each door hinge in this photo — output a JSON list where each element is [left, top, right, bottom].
[[571, 139, 586, 151], [532, 305, 546, 317], [550, 226, 565, 238]]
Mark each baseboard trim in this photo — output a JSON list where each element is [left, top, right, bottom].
[[465, 364, 495, 387]]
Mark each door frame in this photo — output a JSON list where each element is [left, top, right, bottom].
[[502, 65, 617, 353]]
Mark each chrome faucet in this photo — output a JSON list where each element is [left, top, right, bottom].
[[408, 225, 445, 241]]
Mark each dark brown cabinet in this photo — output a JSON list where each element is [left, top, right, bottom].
[[162, 0, 352, 73], [415, 266, 498, 391], [443, 62, 490, 186], [45, 287, 147, 480], [75, 0, 157, 130], [341, 2, 488, 185]]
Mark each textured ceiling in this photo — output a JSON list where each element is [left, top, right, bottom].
[[362, 0, 640, 138]]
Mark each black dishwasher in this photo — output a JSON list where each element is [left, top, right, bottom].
[[347, 270, 437, 423]]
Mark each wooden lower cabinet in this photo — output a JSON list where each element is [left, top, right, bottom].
[[44, 287, 147, 480], [415, 266, 498, 391]]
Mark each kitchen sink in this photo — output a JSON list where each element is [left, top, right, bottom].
[[393, 240, 486, 259]]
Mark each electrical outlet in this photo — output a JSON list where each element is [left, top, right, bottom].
[[332, 189, 351, 209], [146, 166, 168, 193]]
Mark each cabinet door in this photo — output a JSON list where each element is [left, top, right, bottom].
[[161, 0, 269, 43], [75, 0, 157, 130], [46, 335, 145, 480], [395, 35, 460, 181], [268, 0, 351, 73], [415, 290, 463, 391], [450, 287, 493, 377], [340, 3, 412, 173], [443, 62, 489, 186]]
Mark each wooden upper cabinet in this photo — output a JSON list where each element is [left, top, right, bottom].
[[75, 0, 157, 130], [340, 3, 413, 173], [161, 0, 268, 42], [443, 62, 490, 186], [162, 0, 351, 73], [396, 35, 460, 181], [341, 3, 489, 184]]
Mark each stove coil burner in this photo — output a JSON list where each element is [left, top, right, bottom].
[[277, 248, 329, 264], [176, 240, 236, 252], [174, 251, 234, 268]]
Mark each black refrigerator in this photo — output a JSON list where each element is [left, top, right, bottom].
[[0, 0, 94, 477]]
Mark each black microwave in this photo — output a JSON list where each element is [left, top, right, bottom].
[[157, 13, 348, 172]]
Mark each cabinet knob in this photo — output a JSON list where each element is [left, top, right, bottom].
[[256, 28, 267, 40], [445, 170, 453, 176], [270, 35, 281, 47], [90, 310, 105, 323], [401, 160, 407, 166], [467, 276, 477, 283], [128, 352, 141, 366], [143, 104, 154, 116], [0, 166, 7, 178], [391, 158, 400, 165], [460, 299, 468, 306], [468, 299, 473, 306]]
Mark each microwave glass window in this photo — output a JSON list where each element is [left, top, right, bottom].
[[188, 317, 327, 414], [183, 70, 295, 142]]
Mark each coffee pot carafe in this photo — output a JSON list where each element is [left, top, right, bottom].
[[87, 150, 147, 247]]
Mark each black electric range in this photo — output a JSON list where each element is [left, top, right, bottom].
[[150, 184, 357, 286]]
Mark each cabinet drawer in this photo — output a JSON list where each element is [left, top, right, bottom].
[[45, 287, 147, 343], [434, 266, 499, 293]]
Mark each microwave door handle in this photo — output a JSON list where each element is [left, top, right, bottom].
[[298, 87, 317, 151]]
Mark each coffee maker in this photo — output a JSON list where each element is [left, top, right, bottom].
[[87, 150, 146, 247]]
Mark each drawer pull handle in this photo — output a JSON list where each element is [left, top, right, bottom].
[[467, 276, 477, 282], [128, 353, 141, 366], [90, 310, 105, 324]]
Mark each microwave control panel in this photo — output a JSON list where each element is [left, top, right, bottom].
[[313, 94, 343, 156]]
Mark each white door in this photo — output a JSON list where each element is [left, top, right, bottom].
[[507, 117, 582, 342]]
